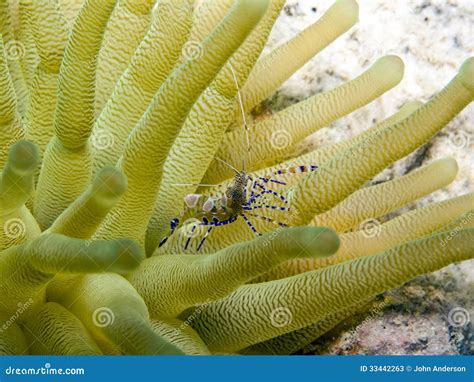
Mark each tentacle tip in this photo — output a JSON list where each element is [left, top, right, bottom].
[[94, 166, 128, 198], [373, 55, 405, 86], [114, 239, 145, 271], [7, 140, 40, 173], [318, 227, 341, 256], [239, 0, 270, 21], [436, 157, 459, 180], [335, 0, 359, 24], [458, 57, 474, 92]]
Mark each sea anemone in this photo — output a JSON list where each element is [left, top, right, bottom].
[[0, 0, 472, 355]]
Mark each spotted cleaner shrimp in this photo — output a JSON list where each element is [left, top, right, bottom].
[[158, 65, 318, 252]]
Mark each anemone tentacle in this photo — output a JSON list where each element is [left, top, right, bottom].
[[130, 227, 339, 317], [47, 273, 183, 355], [91, 0, 193, 173], [257, 192, 474, 282], [241, 0, 359, 113], [24, 0, 67, 154], [16, 0, 38, 91], [94, 0, 155, 117], [310, 157, 459, 232], [289, 58, 474, 225], [23, 302, 102, 355], [0, 140, 40, 249], [0, 34, 23, 167], [94, 0, 269, 243], [0, 0, 27, 112], [34, 0, 117, 229], [190, 228, 474, 352], [205, 55, 405, 181]]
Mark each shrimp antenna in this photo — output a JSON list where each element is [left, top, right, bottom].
[[215, 156, 240, 174], [229, 63, 250, 171]]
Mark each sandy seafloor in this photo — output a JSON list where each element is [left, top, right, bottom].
[[258, 0, 473, 354]]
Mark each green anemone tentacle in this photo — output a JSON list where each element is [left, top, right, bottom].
[[0, 34, 23, 167], [310, 157, 459, 232], [205, 55, 404, 182], [150, 318, 211, 355], [24, 0, 67, 154], [145, 0, 285, 253], [190, 228, 474, 352], [0, 140, 40, 249], [16, 0, 38, 91], [91, 0, 193, 173], [48, 167, 127, 239], [23, 302, 102, 355], [0, 0, 27, 113], [242, 0, 359, 113], [95, 0, 155, 116], [94, 0, 269, 244], [47, 273, 183, 355], [129, 227, 339, 317], [289, 57, 474, 225], [0, 310, 28, 355], [34, 0, 117, 229], [256, 192, 474, 282]]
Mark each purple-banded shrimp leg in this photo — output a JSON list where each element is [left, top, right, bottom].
[[184, 224, 197, 250], [245, 212, 288, 228], [246, 188, 288, 207], [240, 213, 261, 236], [259, 165, 319, 185], [246, 176, 286, 204], [245, 189, 273, 205], [243, 204, 290, 212], [247, 178, 288, 204], [258, 176, 286, 186], [159, 218, 180, 247], [196, 226, 213, 252], [273, 165, 319, 175], [193, 215, 239, 252], [201, 215, 238, 227]]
